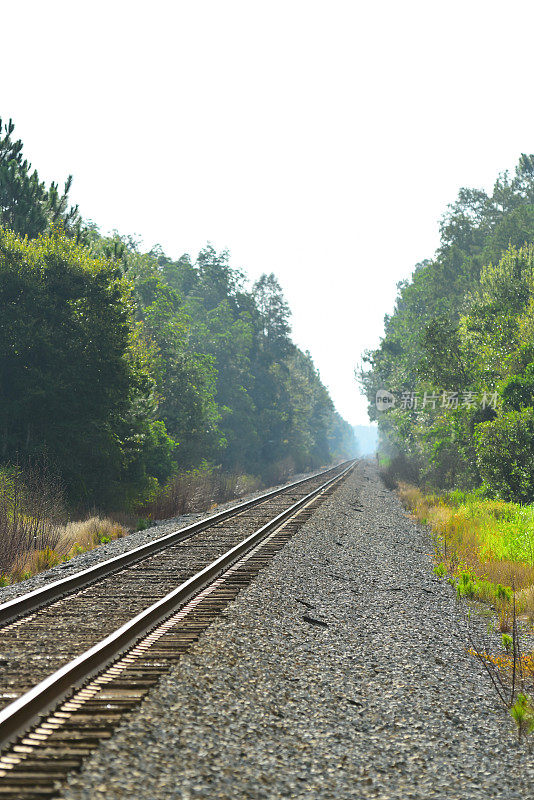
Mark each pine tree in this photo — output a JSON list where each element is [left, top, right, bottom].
[[0, 118, 80, 238]]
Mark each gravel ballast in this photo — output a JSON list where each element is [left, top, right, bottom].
[[60, 460, 534, 799]]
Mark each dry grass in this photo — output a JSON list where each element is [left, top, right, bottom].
[[0, 462, 267, 587], [0, 463, 64, 581], [139, 468, 261, 521], [6, 516, 128, 584], [56, 517, 127, 555]]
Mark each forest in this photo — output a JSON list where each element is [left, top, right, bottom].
[[362, 152, 534, 502], [0, 118, 356, 513]]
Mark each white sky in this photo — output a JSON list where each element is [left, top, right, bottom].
[[2, 0, 534, 425]]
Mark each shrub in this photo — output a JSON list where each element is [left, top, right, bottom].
[[138, 467, 262, 521], [379, 452, 419, 490], [502, 633, 513, 653], [13, 547, 61, 579], [456, 570, 477, 599], [1, 511, 128, 583], [475, 409, 534, 503], [0, 462, 63, 574]]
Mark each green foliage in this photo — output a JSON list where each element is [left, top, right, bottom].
[[502, 633, 513, 653], [451, 570, 515, 605], [500, 362, 534, 411], [495, 584, 514, 603], [0, 228, 175, 506], [456, 570, 477, 599], [475, 409, 534, 503], [433, 562, 447, 578], [511, 693, 534, 743], [0, 121, 355, 511], [125, 242, 356, 476], [363, 153, 534, 501]]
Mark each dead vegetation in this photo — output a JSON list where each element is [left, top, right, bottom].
[[0, 463, 128, 585], [137, 468, 261, 521]]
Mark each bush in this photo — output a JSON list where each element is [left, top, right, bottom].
[[475, 409, 534, 503], [379, 452, 419, 490], [138, 466, 262, 521]]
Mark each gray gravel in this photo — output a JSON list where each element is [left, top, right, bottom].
[[0, 471, 317, 605], [60, 460, 534, 799]]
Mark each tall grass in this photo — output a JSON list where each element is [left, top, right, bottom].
[[0, 463, 128, 585], [398, 482, 534, 618], [398, 482, 534, 740], [0, 462, 63, 576]]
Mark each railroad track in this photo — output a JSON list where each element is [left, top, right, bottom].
[[0, 461, 355, 798]]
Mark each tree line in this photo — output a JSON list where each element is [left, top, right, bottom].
[[0, 118, 356, 508], [362, 153, 534, 501]]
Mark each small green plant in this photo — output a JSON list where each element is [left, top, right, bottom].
[[495, 583, 513, 603], [457, 580, 476, 599], [456, 570, 477, 599], [135, 517, 150, 531], [0, 574, 9, 587], [511, 693, 534, 743], [433, 562, 447, 578], [502, 633, 513, 654], [99, 536, 111, 544]]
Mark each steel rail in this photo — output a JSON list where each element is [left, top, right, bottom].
[[0, 460, 354, 627], [0, 461, 355, 749]]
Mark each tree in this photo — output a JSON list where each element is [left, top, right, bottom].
[[0, 118, 80, 239], [0, 228, 174, 506], [253, 273, 292, 358], [476, 409, 534, 502], [362, 153, 534, 490], [126, 251, 224, 467], [0, 119, 355, 508]]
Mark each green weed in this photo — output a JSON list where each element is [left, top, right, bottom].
[[502, 634, 513, 654], [511, 693, 534, 743], [433, 562, 447, 578]]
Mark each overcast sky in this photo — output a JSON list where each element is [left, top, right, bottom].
[[3, 1, 534, 425]]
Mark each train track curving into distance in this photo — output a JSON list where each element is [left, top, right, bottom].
[[0, 460, 356, 798]]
